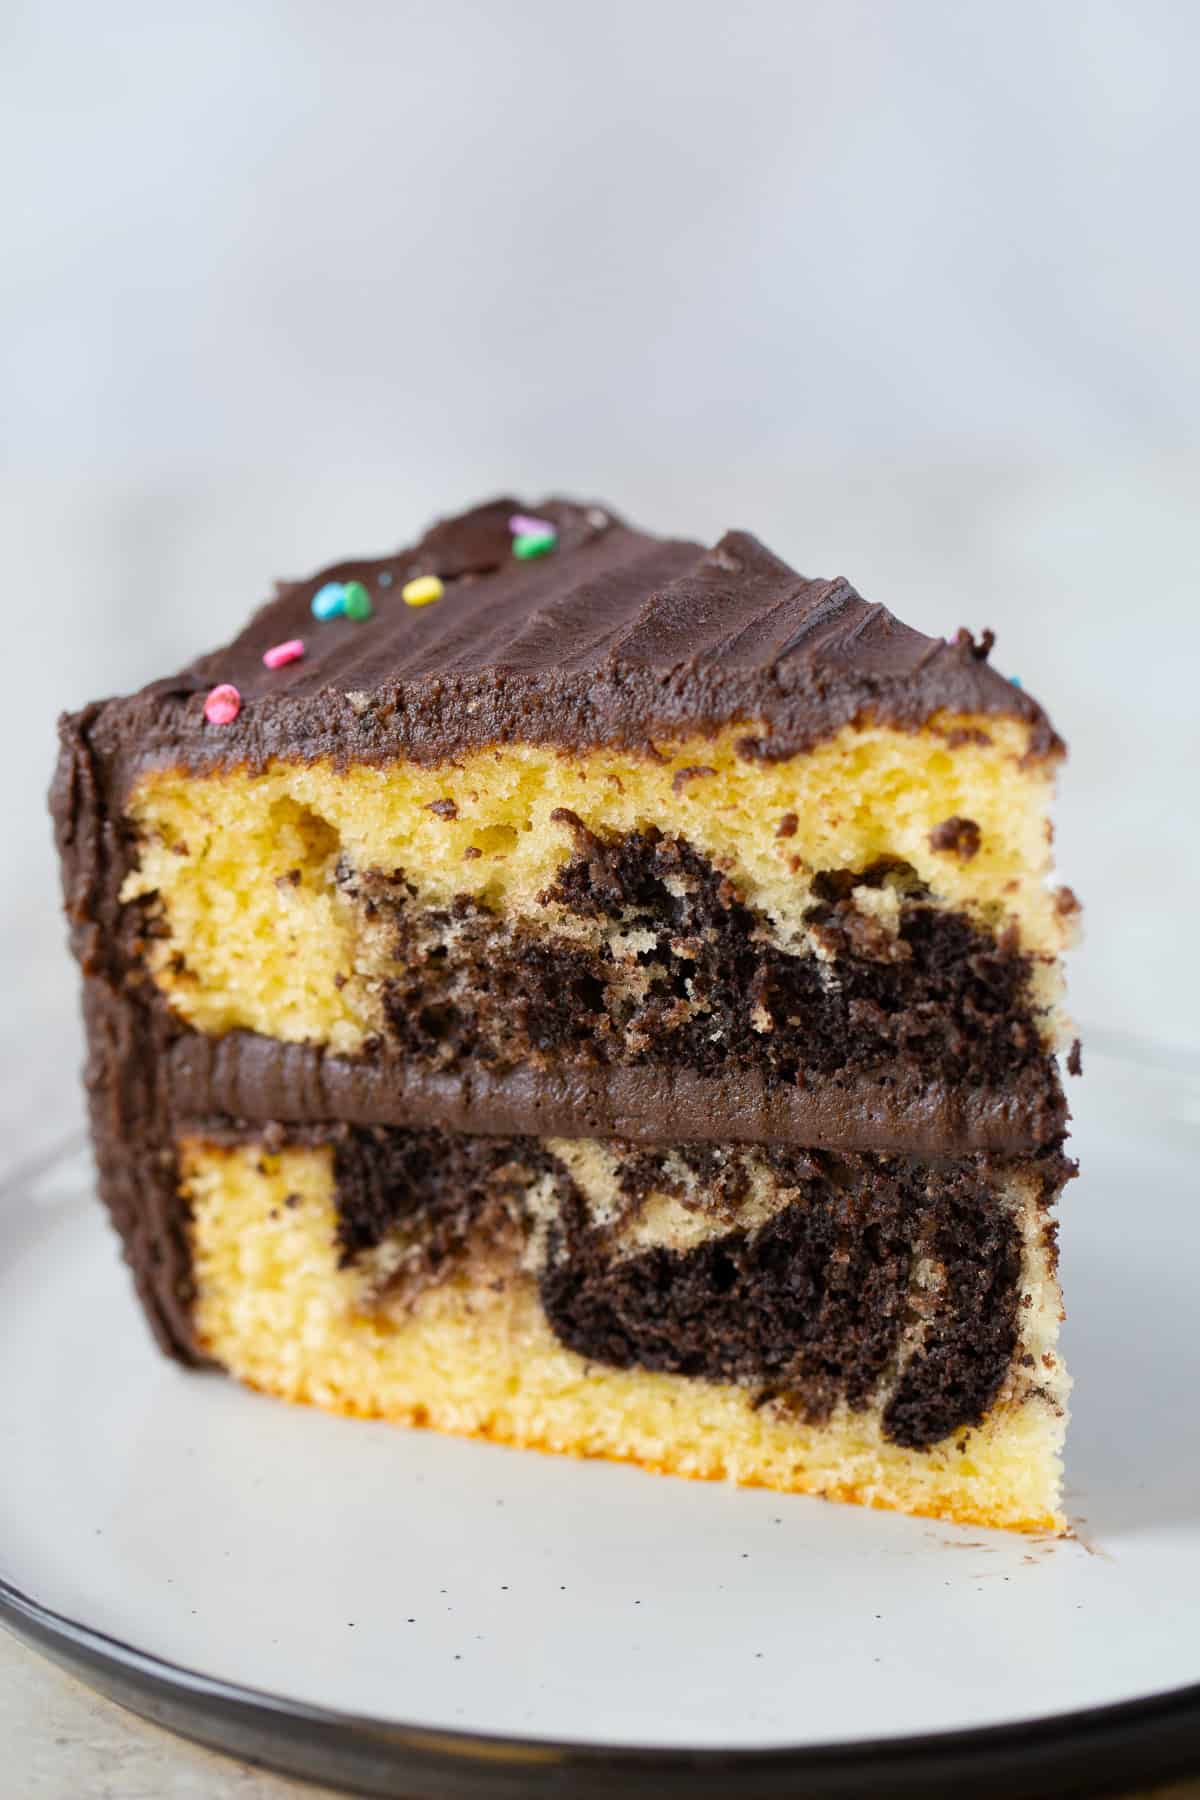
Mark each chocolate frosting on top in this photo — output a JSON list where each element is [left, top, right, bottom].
[[70, 496, 1061, 783]]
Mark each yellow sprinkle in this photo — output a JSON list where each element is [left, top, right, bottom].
[[402, 575, 444, 607]]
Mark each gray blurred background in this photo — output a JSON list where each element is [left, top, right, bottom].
[[4, 0, 1199, 1172]]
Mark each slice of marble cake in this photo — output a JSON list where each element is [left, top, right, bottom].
[[53, 496, 1079, 1531]]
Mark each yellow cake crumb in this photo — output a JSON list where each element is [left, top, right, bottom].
[[183, 1138, 1069, 1534], [125, 716, 1070, 1052]]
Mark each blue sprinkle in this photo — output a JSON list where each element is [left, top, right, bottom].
[[378, 570, 394, 588], [1009, 675, 1023, 688], [312, 581, 347, 620]]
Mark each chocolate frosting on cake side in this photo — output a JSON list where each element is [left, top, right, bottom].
[[59, 496, 1061, 796]]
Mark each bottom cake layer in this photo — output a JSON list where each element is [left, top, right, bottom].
[[178, 1126, 1070, 1532]]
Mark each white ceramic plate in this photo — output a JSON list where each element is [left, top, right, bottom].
[[1, 1045, 1198, 1798]]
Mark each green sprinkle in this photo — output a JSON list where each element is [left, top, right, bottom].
[[343, 580, 372, 620], [513, 530, 557, 561]]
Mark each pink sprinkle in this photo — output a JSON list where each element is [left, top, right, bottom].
[[204, 683, 241, 725], [262, 638, 305, 670], [509, 513, 555, 537]]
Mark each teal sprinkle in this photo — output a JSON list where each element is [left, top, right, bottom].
[[312, 581, 346, 620], [513, 530, 557, 561], [1009, 675, 1023, 688]]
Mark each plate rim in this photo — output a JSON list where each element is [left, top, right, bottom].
[[6, 1060, 1200, 1796], [4, 1574, 1199, 1799]]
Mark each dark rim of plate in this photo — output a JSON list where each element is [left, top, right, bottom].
[[2, 1575, 1198, 1800]]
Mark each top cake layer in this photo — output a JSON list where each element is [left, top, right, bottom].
[[71, 496, 1060, 789], [54, 495, 1075, 1165]]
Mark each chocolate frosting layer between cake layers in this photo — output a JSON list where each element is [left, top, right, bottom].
[[59, 496, 1061, 798], [166, 1029, 1067, 1156]]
